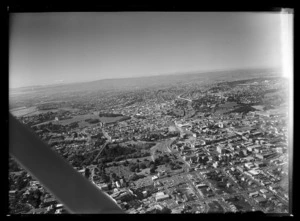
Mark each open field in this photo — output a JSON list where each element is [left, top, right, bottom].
[[53, 114, 99, 127], [99, 116, 128, 124], [105, 165, 132, 178], [215, 102, 238, 114], [10, 106, 80, 118], [10, 106, 38, 117], [150, 138, 176, 156]]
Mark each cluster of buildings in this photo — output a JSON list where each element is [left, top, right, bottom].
[[9, 76, 289, 214]]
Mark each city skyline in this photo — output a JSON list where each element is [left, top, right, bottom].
[[10, 12, 283, 88]]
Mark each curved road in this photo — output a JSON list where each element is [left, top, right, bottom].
[[177, 94, 192, 102]]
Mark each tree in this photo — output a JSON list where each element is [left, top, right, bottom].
[[129, 163, 138, 172], [26, 189, 42, 208], [101, 174, 110, 183], [111, 173, 117, 180], [150, 168, 156, 174], [162, 155, 170, 163], [150, 164, 156, 174], [145, 161, 152, 168], [16, 174, 29, 190], [115, 156, 124, 161], [129, 173, 139, 181], [84, 168, 91, 179], [161, 207, 172, 214], [140, 163, 147, 169], [9, 159, 21, 172]]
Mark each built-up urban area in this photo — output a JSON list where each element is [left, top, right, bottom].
[[9, 69, 290, 214]]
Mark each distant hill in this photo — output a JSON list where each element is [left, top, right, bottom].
[[10, 67, 280, 95], [9, 67, 281, 109]]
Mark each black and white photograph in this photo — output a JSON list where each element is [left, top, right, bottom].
[[8, 10, 293, 215]]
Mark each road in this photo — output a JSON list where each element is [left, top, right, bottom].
[[93, 141, 110, 163], [92, 128, 111, 163], [177, 94, 192, 102], [102, 128, 112, 141]]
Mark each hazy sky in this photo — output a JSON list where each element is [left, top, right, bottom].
[[9, 12, 283, 88]]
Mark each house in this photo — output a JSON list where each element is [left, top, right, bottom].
[[155, 192, 170, 202], [237, 166, 244, 172], [213, 162, 219, 168], [217, 145, 225, 154], [120, 179, 124, 186], [78, 169, 85, 175], [256, 152, 276, 160], [152, 176, 159, 181], [226, 182, 232, 188], [55, 204, 64, 209], [244, 171, 253, 178], [9, 190, 17, 197], [269, 185, 280, 192], [30, 181, 40, 186], [248, 169, 260, 176], [244, 156, 255, 162], [263, 192, 273, 199], [98, 183, 109, 191], [142, 191, 148, 197], [245, 162, 255, 169], [242, 149, 248, 156], [188, 156, 198, 165], [155, 181, 163, 187], [249, 191, 259, 197], [196, 183, 208, 189], [259, 189, 268, 194], [255, 196, 267, 204], [42, 197, 57, 207], [254, 162, 266, 167], [247, 144, 261, 152]]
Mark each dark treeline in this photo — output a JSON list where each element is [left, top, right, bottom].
[[99, 113, 124, 117]]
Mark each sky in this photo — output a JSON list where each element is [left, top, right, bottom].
[[9, 12, 284, 88]]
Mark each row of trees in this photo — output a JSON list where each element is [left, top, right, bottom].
[[99, 113, 123, 117], [85, 118, 100, 124], [67, 143, 147, 167], [126, 154, 183, 174], [99, 144, 151, 163], [128, 159, 155, 173]]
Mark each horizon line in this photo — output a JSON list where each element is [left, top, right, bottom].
[[10, 66, 281, 90]]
